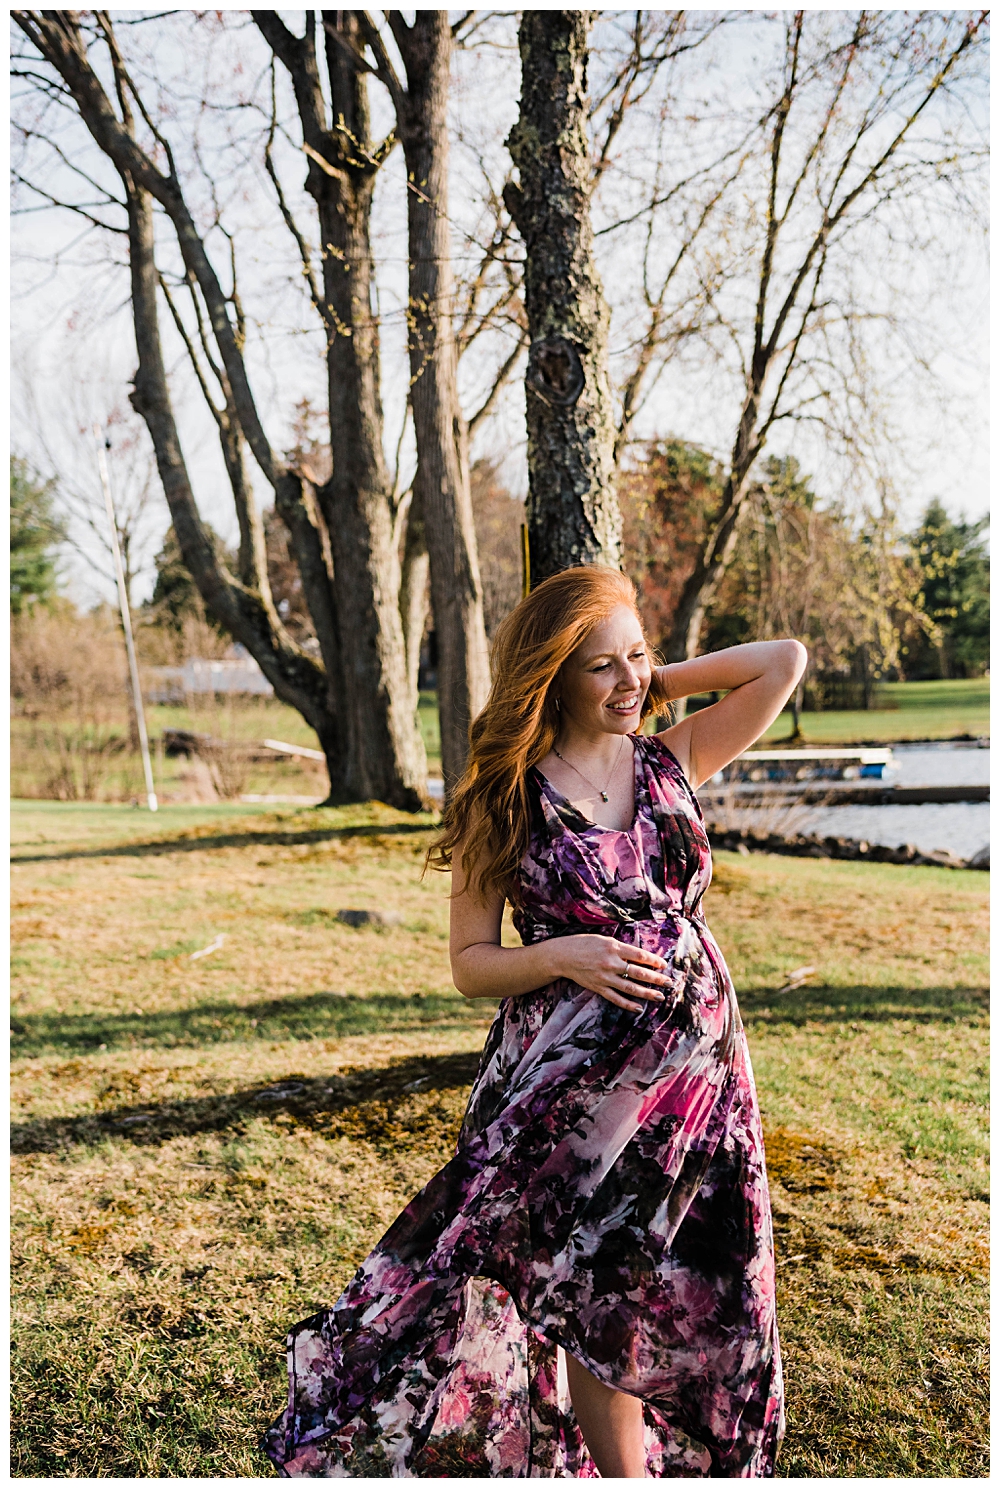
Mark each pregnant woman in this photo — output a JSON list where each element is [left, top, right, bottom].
[[264, 565, 806, 1478]]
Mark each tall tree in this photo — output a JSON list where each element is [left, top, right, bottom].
[[505, 10, 620, 585], [700, 461, 932, 706], [332, 12, 491, 796], [254, 11, 430, 804], [624, 442, 936, 719], [14, 9, 427, 808]]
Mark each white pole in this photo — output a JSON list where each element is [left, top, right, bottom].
[[94, 425, 158, 812]]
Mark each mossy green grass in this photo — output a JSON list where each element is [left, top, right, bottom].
[[761, 676, 989, 745]]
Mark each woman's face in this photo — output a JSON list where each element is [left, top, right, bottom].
[[557, 604, 652, 737]]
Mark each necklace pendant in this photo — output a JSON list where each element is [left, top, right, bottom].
[[600, 791, 609, 802]]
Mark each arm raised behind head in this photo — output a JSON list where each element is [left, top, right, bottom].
[[649, 640, 808, 789]]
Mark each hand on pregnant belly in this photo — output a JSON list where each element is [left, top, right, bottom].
[[552, 933, 670, 1012]]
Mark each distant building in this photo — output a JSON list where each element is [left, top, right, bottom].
[[147, 643, 273, 703]]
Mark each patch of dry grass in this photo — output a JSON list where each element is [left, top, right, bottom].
[[707, 854, 988, 990], [9, 804, 988, 1477]]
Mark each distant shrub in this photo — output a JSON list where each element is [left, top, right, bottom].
[[10, 606, 143, 800]]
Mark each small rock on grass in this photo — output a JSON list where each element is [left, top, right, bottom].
[[335, 909, 404, 929]]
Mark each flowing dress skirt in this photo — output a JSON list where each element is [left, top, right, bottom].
[[263, 737, 784, 1476]]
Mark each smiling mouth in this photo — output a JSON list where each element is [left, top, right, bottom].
[[607, 694, 640, 713]]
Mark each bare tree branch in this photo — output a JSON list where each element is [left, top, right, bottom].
[[467, 329, 528, 435], [11, 172, 128, 234], [13, 13, 281, 486], [158, 271, 225, 426], [263, 68, 330, 334]]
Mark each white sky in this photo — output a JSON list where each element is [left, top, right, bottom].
[[10, 8, 990, 607]]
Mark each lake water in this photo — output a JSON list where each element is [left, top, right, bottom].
[[736, 742, 990, 859], [795, 801, 988, 859], [884, 740, 990, 788]]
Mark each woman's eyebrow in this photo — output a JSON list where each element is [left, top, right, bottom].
[[582, 645, 645, 664]]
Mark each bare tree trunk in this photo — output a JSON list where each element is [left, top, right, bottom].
[[261, 11, 427, 805], [17, 9, 428, 811], [791, 676, 805, 740], [126, 183, 346, 768], [665, 462, 756, 662], [505, 10, 621, 585], [361, 12, 491, 796], [398, 488, 430, 716]]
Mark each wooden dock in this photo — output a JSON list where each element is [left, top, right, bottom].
[[699, 782, 988, 806]]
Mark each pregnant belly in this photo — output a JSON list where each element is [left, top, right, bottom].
[[527, 911, 724, 1003]]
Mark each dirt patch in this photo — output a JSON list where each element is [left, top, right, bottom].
[[765, 1126, 841, 1193]]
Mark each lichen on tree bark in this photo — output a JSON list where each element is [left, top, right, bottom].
[[505, 10, 621, 586]]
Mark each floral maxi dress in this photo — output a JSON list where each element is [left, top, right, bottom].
[[263, 735, 784, 1477]]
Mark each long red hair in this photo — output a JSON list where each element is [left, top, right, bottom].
[[427, 565, 663, 903]]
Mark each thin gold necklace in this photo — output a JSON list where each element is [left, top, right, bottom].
[[552, 735, 626, 803]]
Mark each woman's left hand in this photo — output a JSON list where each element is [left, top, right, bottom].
[[549, 933, 670, 1014]]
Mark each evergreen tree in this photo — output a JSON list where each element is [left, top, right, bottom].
[[760, 454, 816, 510], [10, 457, 63, 614], [148, 524, 235, 635], [907, 500, 989, 678], [148, 525, 201, 632]]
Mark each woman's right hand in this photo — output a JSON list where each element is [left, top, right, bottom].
[[551, 934, 671, 1013]]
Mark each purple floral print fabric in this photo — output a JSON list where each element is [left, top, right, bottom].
[[263, 734, 784, 1477]]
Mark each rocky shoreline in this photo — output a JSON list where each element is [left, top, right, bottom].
[[706, 824, 989, 871]]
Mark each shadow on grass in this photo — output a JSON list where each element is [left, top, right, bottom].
[[11, 820, 435, 865], [737, 982, 987, 1026], [11, 982, 987, 1066], [11, 1050, 485, 1155], [10, 990, 487, 1060]]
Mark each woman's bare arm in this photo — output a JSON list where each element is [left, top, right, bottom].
[[651, 640, 807, 788], [449, 850, 670, 1012]]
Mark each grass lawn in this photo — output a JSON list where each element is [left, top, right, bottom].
[[760, 676, 990, 745], [10, 801, 987, 1477], [419, 689, 442, 771], [11, 693, 446, 804]]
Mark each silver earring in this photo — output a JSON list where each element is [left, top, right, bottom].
[[555, 697, 561, 712]]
